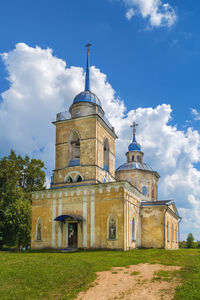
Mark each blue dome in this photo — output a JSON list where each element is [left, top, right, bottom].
[[73, 90, 102, 107], [116, 162, 154, 172], [128, 136, 142, 152]]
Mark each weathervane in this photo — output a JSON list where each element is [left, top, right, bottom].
[[131, 121, 138, 139]]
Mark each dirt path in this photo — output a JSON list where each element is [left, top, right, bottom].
[[76, 263, 181, 300]]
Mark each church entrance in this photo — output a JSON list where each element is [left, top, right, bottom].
[[68, 223, 77, 248]]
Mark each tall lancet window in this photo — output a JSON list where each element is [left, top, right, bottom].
[[167, 222, 169, 241], [172, 223, 174, 242], [104, 138, 109, 172], [132, 217, 135, 241], [36, 218, 42, 241], [108, 214, 116, 239], [69, 131, 80, 166]]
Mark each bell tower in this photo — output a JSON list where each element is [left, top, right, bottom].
[[51, 44, 117, 188]]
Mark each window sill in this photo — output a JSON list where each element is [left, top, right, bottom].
[[107, 239, 117, 241]]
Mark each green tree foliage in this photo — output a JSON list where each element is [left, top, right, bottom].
[[0, 150, 46, 248], [186, 233, 194, 248]]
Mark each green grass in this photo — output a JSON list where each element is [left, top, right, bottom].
[[0, 249, 200, 299], [152, 270, 173, 282], [130, 271, 140, 276]]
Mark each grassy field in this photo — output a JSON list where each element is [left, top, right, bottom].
[[0, 249, 200, 300]]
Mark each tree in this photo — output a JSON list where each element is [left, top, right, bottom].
[[0, 150, 46, 194], [0, 150, 46, 249], [186, 233, 194, 248]]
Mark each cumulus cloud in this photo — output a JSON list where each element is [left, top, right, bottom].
[[123, 0, 177, 28], [191, 108, 200, 121], [126, 8, 136, 20], [1, 43, 200, 240]]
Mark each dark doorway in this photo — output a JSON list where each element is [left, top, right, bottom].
[[68, 223, 78, 248]]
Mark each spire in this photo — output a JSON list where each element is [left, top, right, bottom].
[[85, 43, 91, 91], [131, 121, 138, 142]]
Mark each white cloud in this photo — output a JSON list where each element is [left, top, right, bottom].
[[1, 43, 200, 240], [126, 8, 136, 20], [123, 0, 177, 28], [191, 108, 200, 121]]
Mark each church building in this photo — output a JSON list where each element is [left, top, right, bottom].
[[31, 45, 180, 250]]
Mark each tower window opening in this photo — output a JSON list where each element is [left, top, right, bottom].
[[104, 138, 109, 172], [69, 131, 80, 166], [75, 175, 83, 182], [66, 175, 73, 183], [132, 155, 134, 162], [137, 155, 140, 162]]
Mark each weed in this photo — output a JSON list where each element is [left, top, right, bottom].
[[130, 271, 140, 276]]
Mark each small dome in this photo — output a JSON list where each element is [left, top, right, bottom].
[[128, 136, 142, 152], [73, 90, 102, 107]]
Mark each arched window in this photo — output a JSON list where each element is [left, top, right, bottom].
[[108, 214, 116, 240], [74, 174, 83, 182], [152, 184, 155, 199], [137, 155, 140, 162], [104, 138, 109, 172], [36, 218, 42, 241], [167, 222, 169, 241], [65, 175, 73, 183], [132, 217, 135, 241], [142, 186, 148, 196], [132, 155, 134, 162], [69, 131, 80, 166]]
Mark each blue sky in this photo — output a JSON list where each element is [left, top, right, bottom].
[[0, 0, 200, 126], [0, 0, 200, 240]]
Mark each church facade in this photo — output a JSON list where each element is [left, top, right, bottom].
[[31, 46, 180, 251]]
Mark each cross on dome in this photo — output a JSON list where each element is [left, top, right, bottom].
[[131, 121, 138, 139], [128, 121, 142, 152]]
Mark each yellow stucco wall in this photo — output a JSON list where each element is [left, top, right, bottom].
[[165, 208, 179, 250], [31, 181, 142, 251], [140, 206, 165, 248], [116, 169, 158, 201], [53, 115, 116, 187], [140, 205, 179, 249], [31, 185, 179, 250]]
